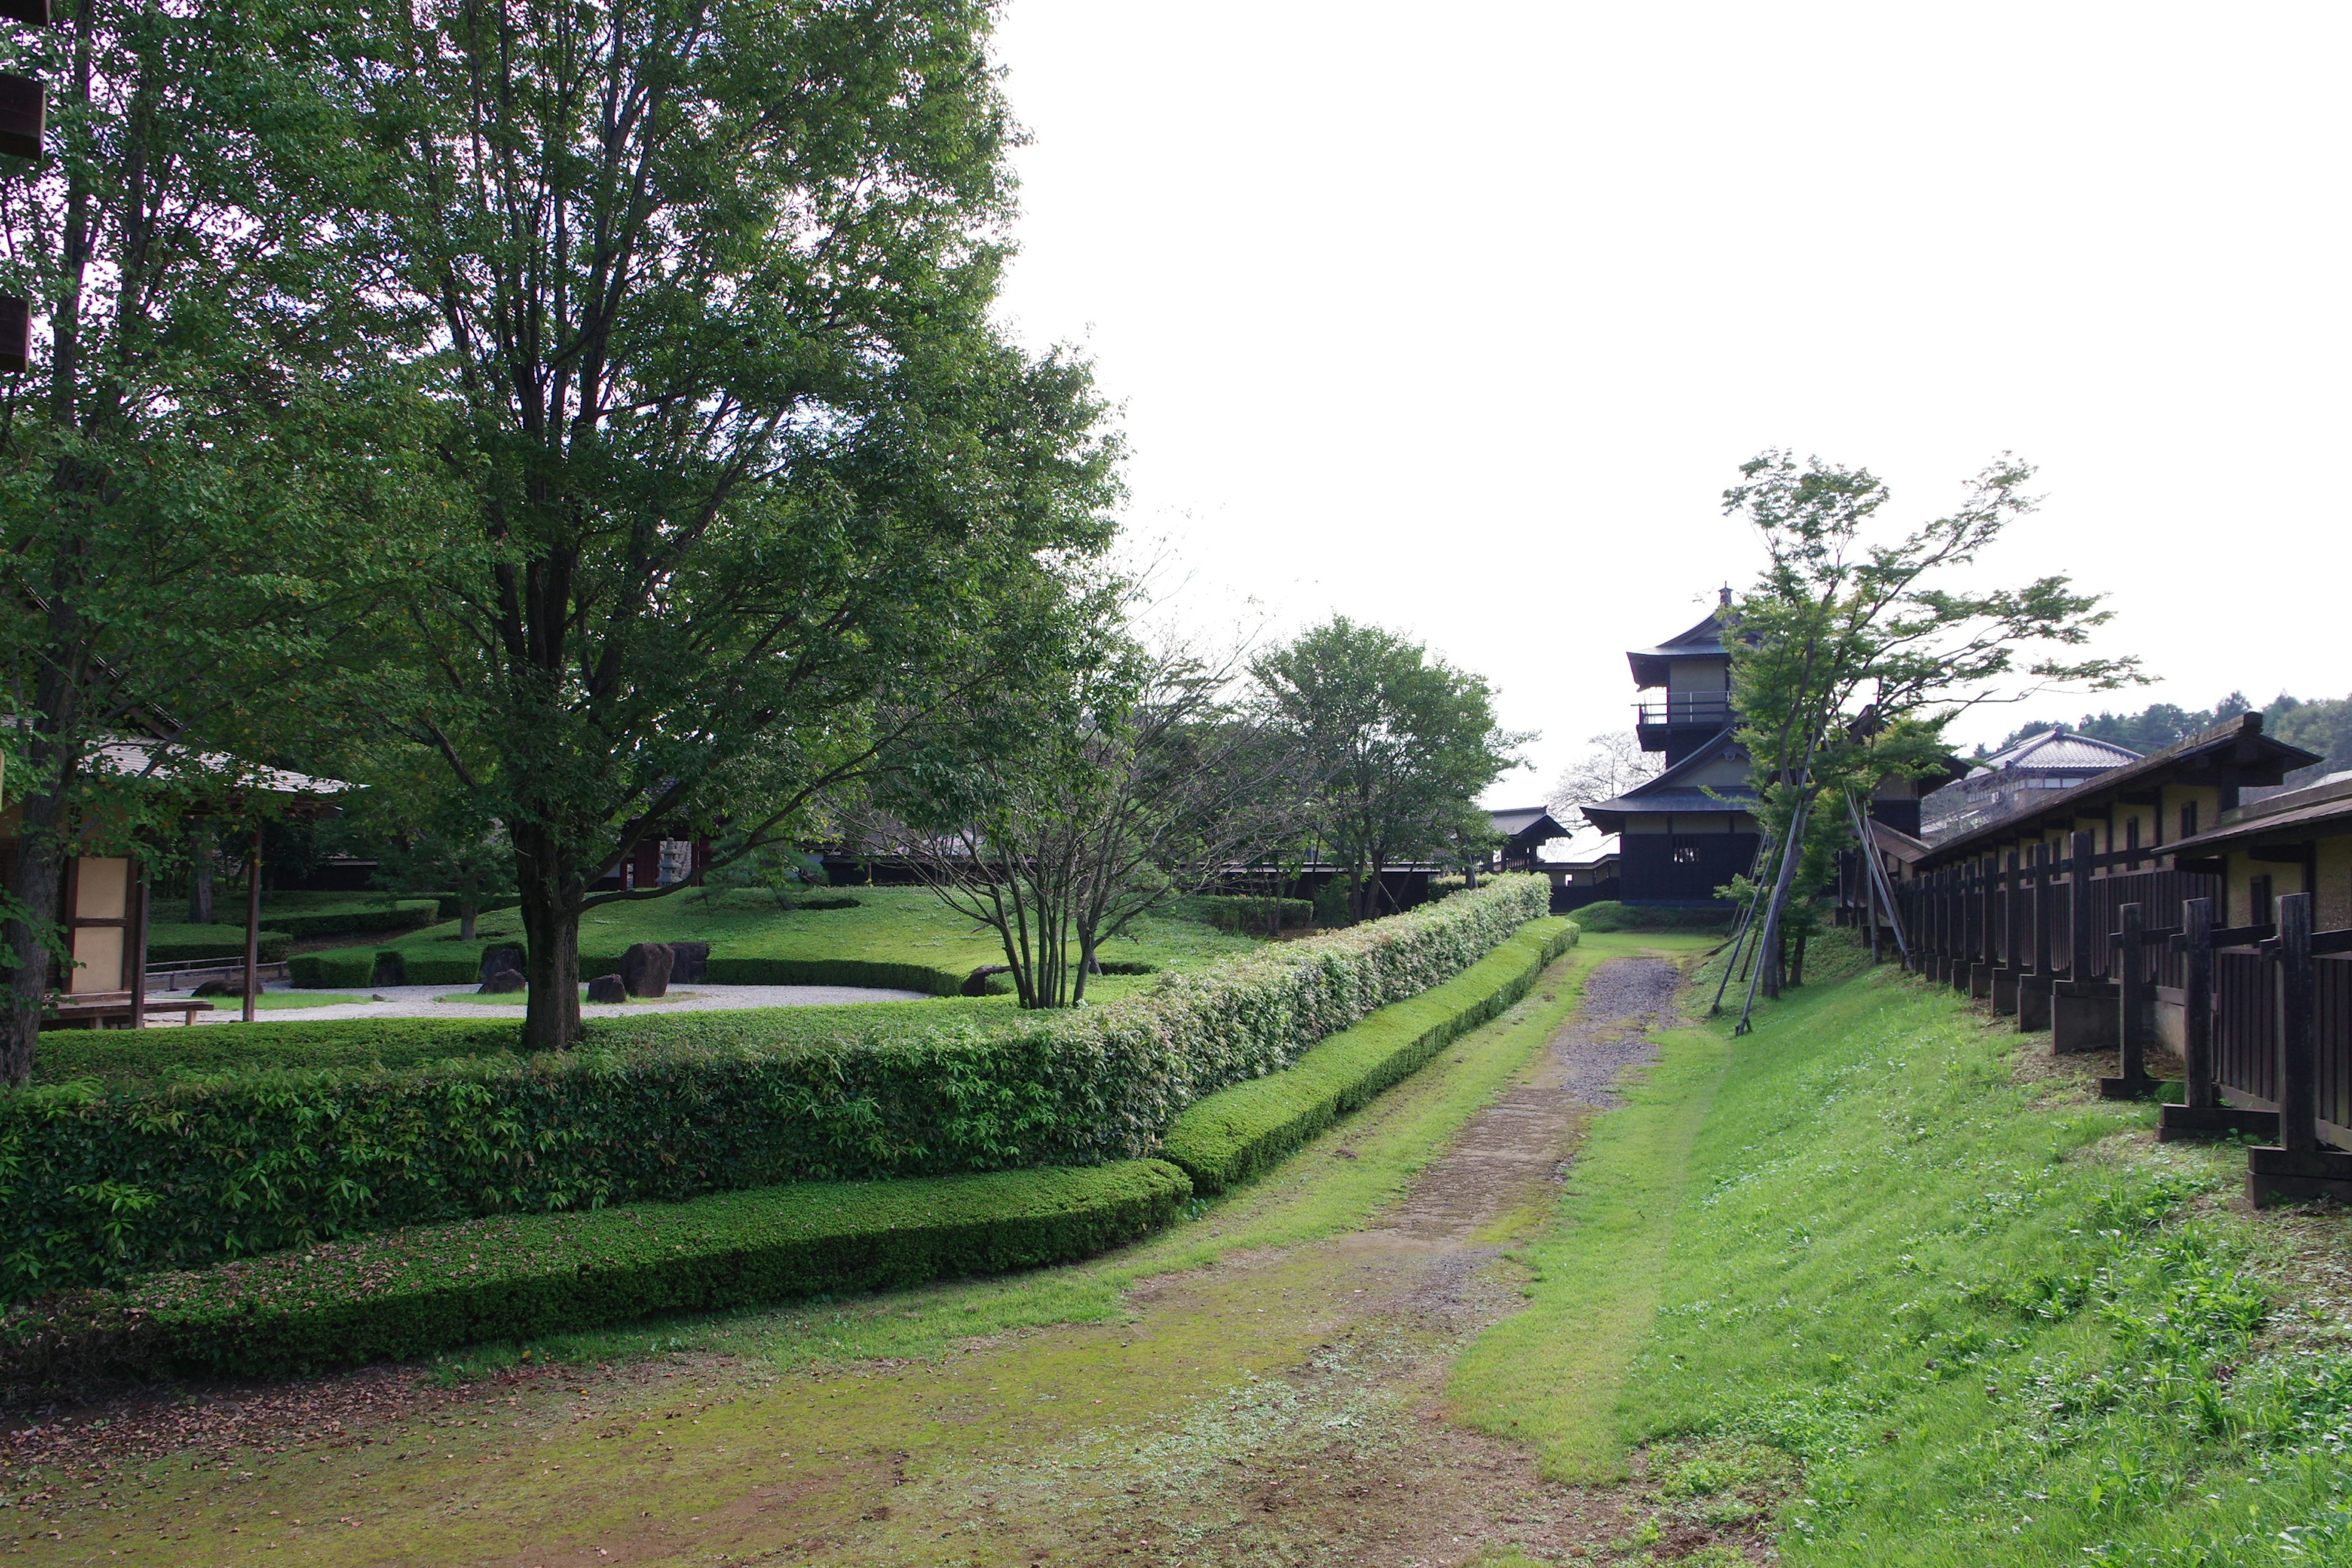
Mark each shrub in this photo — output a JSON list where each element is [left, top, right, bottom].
[[254, 900, 441, 940], [420, 894, 524, 922], [287, 949, 377, 988], [1192, 895, 1316, 935], [32, 1017, 527, 1088], [1566, 900, 1735, 932], [146, 925, 294, 965], [0, 876, 1550, 1297], [1163, 917, 1576, 1191], [1, 1160, 1191, 1384]]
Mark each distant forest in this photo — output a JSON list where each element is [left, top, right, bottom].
[[1993, 693, 2352, 782]]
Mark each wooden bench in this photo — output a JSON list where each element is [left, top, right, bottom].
[[43, 996, 220, 1030]]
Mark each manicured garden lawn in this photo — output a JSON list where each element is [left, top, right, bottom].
[[301, 886, 1265, 998]]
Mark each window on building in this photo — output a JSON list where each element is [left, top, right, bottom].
[[2126, 817, 2141, 851], [2179, 801, 2199, 840], [2252, 874, 2274, 927], [1670, 840, 1698, 865]]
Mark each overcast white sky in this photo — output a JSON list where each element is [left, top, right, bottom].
[[987, 1, 2351, 805]]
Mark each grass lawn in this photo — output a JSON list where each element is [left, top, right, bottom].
[[307, 885, 1264, 999], [1453, 934, 2352, 1566]]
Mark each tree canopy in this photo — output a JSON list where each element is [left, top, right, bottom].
[[334, 0, 1120, 1046], [1252, 617, 1526, 921]]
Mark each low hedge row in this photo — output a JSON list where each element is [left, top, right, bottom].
[[259, 900, 441, 941], [32, 1016, 532, 1087], [1162, 916, 1577, 1191], [290, 949, 971, 993], [0, 876, 1550, 1297], [146, 926, 294, 966], [1195, 895, 1316, 935], [0, 1159, 1191, 1384], [1565, 900, 1736, 932]]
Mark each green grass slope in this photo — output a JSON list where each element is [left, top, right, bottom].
[[1457, 941, 2352, 1566]]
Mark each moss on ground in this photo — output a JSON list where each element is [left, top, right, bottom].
[[4, 935, 1713, 1564]]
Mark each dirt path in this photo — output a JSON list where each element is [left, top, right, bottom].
[[4, 949, 1725, 1567]]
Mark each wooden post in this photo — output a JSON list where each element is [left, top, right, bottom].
[[2005, 850, 2024, 970], [2182, 895, 2214, 1110], [2277, 891, 2316, 1155], [126, 856, 149, 1030], [2033, 842, 2054, 974], [2069, 829, 2097, 981], [243, 827, 262, 1025], [1976, 855, 1996, 993], [2101, 901, 2155, 1098]]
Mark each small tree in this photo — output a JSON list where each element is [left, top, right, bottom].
[[1251, 618, 1528, 922], [371, 809, 514, 944], [1719, 451, 2139, 1031], [883, 633, 1300, 1007], [1548, 731, 1663, 831]]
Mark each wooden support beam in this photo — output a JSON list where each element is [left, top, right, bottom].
[[2100, 902, 2159, 1099], [2069, 829, 2097, 981], [2275, 892, 2316, 1156], [243, 828, 262, 1025]]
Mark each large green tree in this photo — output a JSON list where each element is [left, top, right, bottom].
[[344, 0, 1118, 1047], [1719, 451, 2139, 1027], [0, 0, 421, 1083], [1252, 617, 1526, 922]]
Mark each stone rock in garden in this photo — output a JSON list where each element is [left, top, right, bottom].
[[478, 944, 526, 982], [667, 941, 710, 983], [621, 941, 675, 998], [477, 969, 526, 994], [585, 973, 627, 1005], [962, 963, 1012, 997], [190, 979, 238, 998]]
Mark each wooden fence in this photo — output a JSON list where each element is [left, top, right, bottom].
[[1849, 835, 2352, 1205]]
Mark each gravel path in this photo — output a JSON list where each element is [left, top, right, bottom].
[[153, 981, 934, 1025]]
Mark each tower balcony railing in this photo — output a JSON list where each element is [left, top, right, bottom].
[[1634, 695, 1735, 729]]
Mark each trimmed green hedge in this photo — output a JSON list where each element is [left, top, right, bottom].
[[0, 1159, 1191, 1384], [32, 1016, 529, 1088], [1565, 900, 1735, 932], [257, 900, 440, 940], [1163, 916, 1577, 1192], [0, 876, 1550, 1297], [422, 893, 523, 922], [146, 925, 294, 966], [1194, 895, 1316, 935], [290, 948, 970, 993]]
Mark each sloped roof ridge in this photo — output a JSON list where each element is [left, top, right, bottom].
[[1917, 711, 2320, 865], [1980, 726, 2142, 769], [1587, 723, 1754, 813]]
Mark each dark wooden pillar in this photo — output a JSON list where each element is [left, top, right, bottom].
[[2033, 843, 2054, 974], [2069, 829, 2097, 982], [2101, 902, 2157, 1098], [127, 856, 149, 1030], [2182, 896, 2214, 1109], [243, 827, 262, 1025], [2277, 891, 2316, 1155]]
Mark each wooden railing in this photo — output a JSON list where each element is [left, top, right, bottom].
[[1859, 842, 2352, 1204]]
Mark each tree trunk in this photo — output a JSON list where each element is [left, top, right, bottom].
[[189, 819, 214, 924], [514, 830, 583, 1049], [1738, 790, 1814, 1031], [1791, 930, 1810, 986], [1, 823, 66, 1087], [459, 902, 478, 943]]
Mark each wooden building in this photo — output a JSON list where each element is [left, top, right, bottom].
[[1584, 595, 1761, 905], [1586, 591, 1947, 904], [1887, 712, 2318, 1051], [1485, 807, 1572, 872], [0, 742, 348, 1026], [1920, 728, 2144, 842]]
